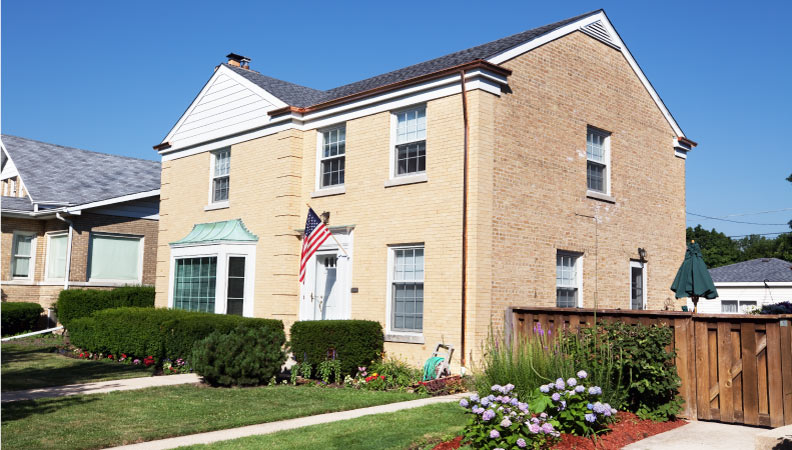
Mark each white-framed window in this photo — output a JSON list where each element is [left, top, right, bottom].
[[88, 233, 143, 282], [630, 260, 647, 310], [389, 245, 424, 333], [392, 107, 426, 177], [556, 251, 582, 307], [721, 300, 757, 314], [10, 231, 36, 279], [45, 232, 69, 280], [319, 126, 346, 188], [211, 148, 230, 203], [586, 127, 610, 194], [169, 244, 256, 317]]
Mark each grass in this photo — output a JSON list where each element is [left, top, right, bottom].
[[1, 334, 153, 392], [1, 384, 424, 450], [182, 401, 468, 450]]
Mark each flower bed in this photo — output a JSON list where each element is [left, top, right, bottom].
[[66, 349, 192, 375]]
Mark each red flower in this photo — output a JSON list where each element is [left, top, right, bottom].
[[121, 354, 127, 359], [380, 375, 385, 380], [108, 355, 114, 359]]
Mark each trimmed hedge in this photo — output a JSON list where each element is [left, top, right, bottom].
[[56, 286, 155, 327], [1, 302, 44, 336], [69, 307, 284, 363], [290, 320, 384, 376], [192, 326, 287, 386]]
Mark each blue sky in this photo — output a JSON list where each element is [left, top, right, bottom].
[[2, 1, 790, 237]]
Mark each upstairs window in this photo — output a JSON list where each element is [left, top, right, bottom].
[[320, 127, 346, 188], [394, 107, 426, 176], [586, 127, 610, 194], [556, 252, 580, 308], [212, 149, 230, 203]]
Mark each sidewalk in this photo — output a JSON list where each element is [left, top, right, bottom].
[[109, 392, 469, 450], [1, 373, 201, 403], [623, 420, 765, 450]]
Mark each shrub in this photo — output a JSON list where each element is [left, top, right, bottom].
[[290, 320, 383, 376], [192, 326, 286, 386], [68, 307, 284, 364], [56, 286, 155, 327], [530, 373, 616, 436], [756, 301, 792, 314], [1, 302, 44, 336]]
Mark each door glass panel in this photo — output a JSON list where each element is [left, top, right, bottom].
[[227, 257, 245, 316], [630, 266, 644, 310]]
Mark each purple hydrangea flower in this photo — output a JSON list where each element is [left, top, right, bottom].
[[588, 386, 602, 395], [516, 438, 527, 448], [567, 377, 577, 386], [459, 399, 469, 408], [510, 397, 519, 406], [491, 384, 502, 392], [555, 378, 565, 390], [481, 398, 491, 407], [501, 396, 510, 403], [575, 385, 585, 393], [529, 423, 541, 434], [518, 402, 529, 413], [577, 370, 588, 379], [585, 413, 597, 423], [610, 408, 618, 415], [540, 412, 547, 418], [489, 429, 500, 439], [551, 393, 561, 401], [587, 403, 594, 410], [539, 384, 550, 393], [470, 394, 480, 402], [500, 418, 512, 427], [503, 383, 515, 394], [472, 406, 483, 414], [541, 422, 554, 433], [482, 409, 496, 421], [559, 400, 567, 409]]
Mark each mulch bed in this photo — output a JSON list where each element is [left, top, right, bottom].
[[431, 412, 687, 450]]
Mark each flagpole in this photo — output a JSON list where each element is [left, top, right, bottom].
[[305, 203, 349, 257]]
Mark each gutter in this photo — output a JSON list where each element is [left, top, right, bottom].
[[459, 69, 470, 367], [55, 213, 74, 291]]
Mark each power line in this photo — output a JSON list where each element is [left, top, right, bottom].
[[686, 212, 789, 226], [727, 231, 790, 238], [717, 207, 792, 218]]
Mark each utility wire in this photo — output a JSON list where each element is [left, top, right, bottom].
[[727, 231, 790, 238], [717, 207, 792, 218], [686, 212, 789, 226]]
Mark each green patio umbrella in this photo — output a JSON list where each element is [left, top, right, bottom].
[[670, 241, 718, 313]]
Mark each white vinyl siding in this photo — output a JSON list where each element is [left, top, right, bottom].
[[394, 108, 426, 176], [320, 127, 346, 188], [556, 252, 580, 307], [46, 233, 69, 280], [88, 234, 142, 281], [11, 232, 36, 279], [391, 246, 424, 332], [212, 149, 230, 203], [586, 127, 610, 194]]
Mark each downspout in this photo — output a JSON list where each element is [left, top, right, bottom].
[[459, 70, 469, 367], [55, 212, 73, 290]]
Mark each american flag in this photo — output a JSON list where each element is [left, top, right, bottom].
[[299, 207, 331, 283]]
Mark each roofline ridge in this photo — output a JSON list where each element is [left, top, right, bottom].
[[2, 134, 161, 165]]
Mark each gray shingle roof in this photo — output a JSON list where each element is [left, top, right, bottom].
[[709, 258, 792, 283], [225, 10, 600, 108], [1, 135, 161, 205], [1, 196, 34, 211]]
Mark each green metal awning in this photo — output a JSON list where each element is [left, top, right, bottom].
[[170, 219, 258, 246]]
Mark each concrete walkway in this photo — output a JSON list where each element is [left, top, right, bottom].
[[110, 392, 469, 450], [1, 373, 201, 403], [624, 420, 765, 450]]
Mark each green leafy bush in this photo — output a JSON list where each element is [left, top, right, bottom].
[[56, 286, 155, 327], [68, 307, 283, 364], [1, 302, 44, 336], [755, 301, 792, 314], [191, 326, 286, 386], [290, 320, 383, 376]]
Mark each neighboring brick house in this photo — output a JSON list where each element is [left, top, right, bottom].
[[1, 135, 160, 309], [153, 10, 695, 367]]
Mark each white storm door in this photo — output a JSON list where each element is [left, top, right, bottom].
[[315, 253, 342, 320]]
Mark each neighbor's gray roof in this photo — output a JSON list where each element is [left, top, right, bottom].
[[2, 135, 160, 206], [1, 196, 34, 211], [709, 258, 792, 283], [225, 10, 600, 108]]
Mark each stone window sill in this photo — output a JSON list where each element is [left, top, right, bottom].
[[384, 173, 428, 188], [385, 333, 425, 344], [311, 186, 346, 198], [205, 201, 230, 211], [586, 190, 616, 204]]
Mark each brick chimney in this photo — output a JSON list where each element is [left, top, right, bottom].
[[226, 53, 251, 70]]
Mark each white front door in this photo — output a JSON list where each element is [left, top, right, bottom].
[[314, 253, 342, 320]]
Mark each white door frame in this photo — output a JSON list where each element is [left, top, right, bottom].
[[629, 260, 647, 310], [299, 228, 353, 321]]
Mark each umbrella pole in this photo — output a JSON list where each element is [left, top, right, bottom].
[[692, 295, 699, 314]]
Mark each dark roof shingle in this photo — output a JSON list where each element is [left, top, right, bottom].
[[0, 196, 34, 211], [225, 10, 600, 108], [709, 258, 792, 283], [2, 135, 161, 206]]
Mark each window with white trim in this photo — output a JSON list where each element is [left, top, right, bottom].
[[721, 300, 757, 314], [586, 127, 610, 194], [46, 232, 69, 280], [88, 233, 142, 281], [391, 246, 424, 332], [10, 231, 36, 279], [212, 148, 230, 203], [394, 107, 426, 176], [320, 127, 345, 188], [174, 257, 217, 313], [556, 252, 580, 307]]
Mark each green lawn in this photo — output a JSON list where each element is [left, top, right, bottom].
[[1, 385, 424, 450], [1, 335, 153, 392], [182, 402, 468, 450]]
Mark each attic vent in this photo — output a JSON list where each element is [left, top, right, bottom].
[[580, 21, 620, 49]]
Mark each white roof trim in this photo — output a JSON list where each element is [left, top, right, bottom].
[[487, 10, 685, 138], [65, 189, 160, 213], [159, 65, 289, 146], [715, 281, 792, 287]]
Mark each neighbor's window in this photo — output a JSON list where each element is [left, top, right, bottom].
[[46, 232, 69, 279], [394, 107, 426, 176], [212, 149, 230, 203], [721, 300, 757, 314], [391, 246, 424, 332], [174, 257, 217, 313], [586, 127, 610, 194], [11, 232, 35, 278], [88, 234, 142, 281], [556, 252, 580, 307], [320, 127, 346, 188]]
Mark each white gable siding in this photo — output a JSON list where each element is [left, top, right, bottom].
[[168, 72, 280, 149]]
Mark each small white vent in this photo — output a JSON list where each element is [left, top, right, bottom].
[[581, 20, 620, 49]]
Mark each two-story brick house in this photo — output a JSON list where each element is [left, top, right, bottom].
[[154, 10, 695, 366]]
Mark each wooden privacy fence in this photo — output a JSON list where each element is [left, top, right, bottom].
[[505, 306, 792, 427]]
